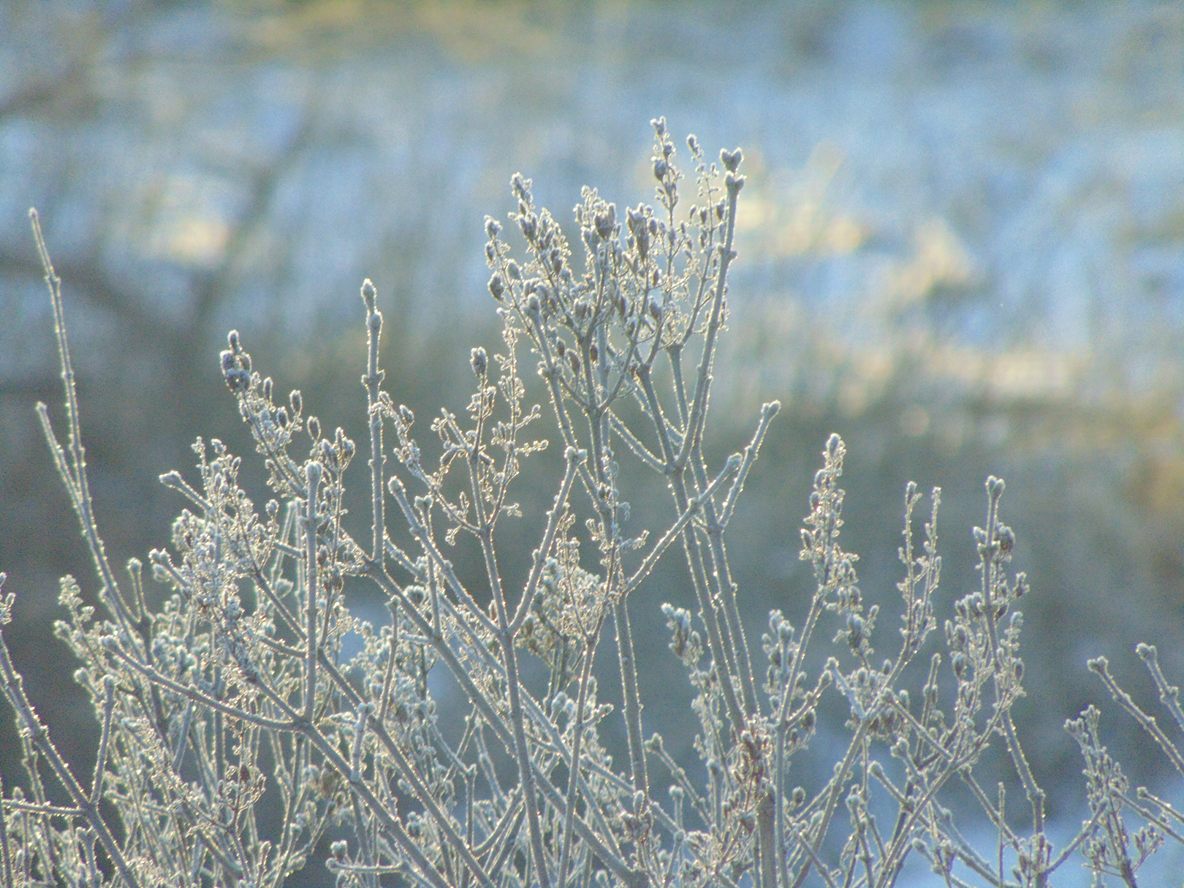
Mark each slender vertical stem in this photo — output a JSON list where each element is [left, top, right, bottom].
[[303, 461, 323, 723], [676, 185, 739, 471], [466, 423, 554, 888], [0, 768, 13, 888], [30, 209, 136, 634], [979, 479, 1046, 886], [613, 598, 649, 796], [361, 279, 387, 567], [557, 634, 600, 888], [89, 678, 117, 807]]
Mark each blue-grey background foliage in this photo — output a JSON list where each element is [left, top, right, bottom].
[[2, 1, 1183, 881]]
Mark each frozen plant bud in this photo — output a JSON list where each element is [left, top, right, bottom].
[[627, 207, 649, 257], [227, 330, 241, 352], [484, 216, 501, 238], [653, 158, 668, 180], [594, 205, 616, 240], [725, 171, 746, 194], [996, 523, 1015, 554], [361, 279, 377, 312], [1014, 573, 1029, 598], [510, 172, 531, 200], [222, 364, 249, 394], [470, 347, 487, 377], [952, 652, 967, 679], [306, 461, 323, 487], [488, 273, 505, 301], [720, 147, 743, 172]]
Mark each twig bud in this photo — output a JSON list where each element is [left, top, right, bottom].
[[470, 347, 487, 377]]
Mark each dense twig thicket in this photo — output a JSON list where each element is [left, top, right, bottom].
[[2, 121, 1181, 887]]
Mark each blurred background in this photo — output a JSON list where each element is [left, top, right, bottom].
[[2, 0, 1183, 881]]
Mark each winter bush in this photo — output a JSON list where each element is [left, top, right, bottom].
[[1, 119, 1181, 887]]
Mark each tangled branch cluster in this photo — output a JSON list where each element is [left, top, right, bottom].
[[2, 121, 1181, 887]]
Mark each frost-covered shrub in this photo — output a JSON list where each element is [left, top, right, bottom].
[[1, 120, 1180, 887]]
